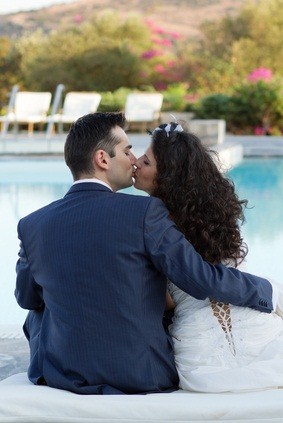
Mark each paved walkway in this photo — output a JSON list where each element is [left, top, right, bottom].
[[225, 135, 283, 156], [1, 132, 283, 156], [0, 324, 29, 381], [0, 337, 29, 381]]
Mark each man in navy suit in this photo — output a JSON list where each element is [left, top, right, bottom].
[[15, 112, 275, 395]]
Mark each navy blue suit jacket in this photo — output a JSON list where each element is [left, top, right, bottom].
[[15, 183, 273, 394]]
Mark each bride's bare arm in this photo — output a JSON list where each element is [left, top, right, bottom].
[[166, 291, 175, 310]]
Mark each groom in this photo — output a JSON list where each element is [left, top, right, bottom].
[[15, 112, 274, 395]]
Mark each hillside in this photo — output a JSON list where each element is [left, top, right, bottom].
[[0, 0, 256, 40]]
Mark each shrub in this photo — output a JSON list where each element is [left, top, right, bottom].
[[98, 87, 132, 112], [228, 81, 283, 134], [98, 86, 159, 112], [193, 94, 231, 119], [161, 83, 189, 111], [192, 82, 283, 135]]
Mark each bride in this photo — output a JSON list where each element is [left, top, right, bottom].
[[133, 121, 283, 392]]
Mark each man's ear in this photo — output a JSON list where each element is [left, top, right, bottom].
[[93, 149, 110, 170]]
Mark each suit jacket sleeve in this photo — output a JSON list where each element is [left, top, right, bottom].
[[15, 222, 44, 310], [143, 198, 273, 313]]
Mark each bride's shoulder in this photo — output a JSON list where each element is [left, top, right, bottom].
[[167, 281, 210, 309]]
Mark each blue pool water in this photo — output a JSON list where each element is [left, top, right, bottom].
[[0, 157, 282, 326], [229, 157, 283, 283]]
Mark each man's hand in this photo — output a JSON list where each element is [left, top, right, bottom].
[[269, 278, 283, 318], [275, 282, 283, 318]]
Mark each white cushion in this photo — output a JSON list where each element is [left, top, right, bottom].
[[0, 373, 282, 422], [125, 93, 163, 122]]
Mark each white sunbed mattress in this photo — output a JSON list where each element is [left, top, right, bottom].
[[0, 373, 282, 423]]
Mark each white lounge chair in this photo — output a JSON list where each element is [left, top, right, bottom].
[[46, 92, 102, 134], [45, 84, 65, 139], [125, 92, 163, 131], [0, 85, 19, 137], [0, 91, 52, 136]]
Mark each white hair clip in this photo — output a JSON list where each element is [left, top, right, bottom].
[[148, 122, 184, 137]]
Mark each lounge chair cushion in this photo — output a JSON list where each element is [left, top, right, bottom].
[[0, 373, 282, 422]]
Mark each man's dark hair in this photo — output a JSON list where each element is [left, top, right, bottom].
[[64, 112, 126, 180]]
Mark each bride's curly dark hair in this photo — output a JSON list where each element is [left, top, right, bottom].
[[151, 128, 248, 267]]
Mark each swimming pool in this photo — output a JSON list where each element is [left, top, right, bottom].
[[0, 157, 282, 326], [229, 157, 283, 284]]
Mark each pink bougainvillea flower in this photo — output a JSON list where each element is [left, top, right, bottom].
[[155, 82, 167, 90], [254, 126, 266, 135], [154, 27, 166, 35], [154, 64, 166, 73], [169, 31, 180, 39], [144, 19, 165, 34], [153, 37, 164, 45], [144, 18, 155, 28], [248, 67, 273, 82], [141, 49, 161, 60], [185, 94, 199, 103], [160, 38, 172, 47], [74, 14, 83, 24]]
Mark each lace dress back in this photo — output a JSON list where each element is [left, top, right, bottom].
[[167, 281, 283, 392], [210, 300, 236, 356]]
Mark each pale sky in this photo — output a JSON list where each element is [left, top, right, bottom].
[[0, 0, 76, 15]]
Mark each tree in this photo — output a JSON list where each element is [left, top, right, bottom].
[[185, 0, 283, 94], [0, 37, 21, 110], [18, 12, 152, 92], [231, 0, 283, 75]]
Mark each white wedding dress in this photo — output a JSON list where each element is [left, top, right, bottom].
[[168, 281, 283, 392]]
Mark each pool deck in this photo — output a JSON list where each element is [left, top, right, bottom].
[[0, 324, 29, 381], [1, 131, 283, 381], [225, 134, 283, 156], [1, 132, 283, 157], [0, 337, 29, 381]]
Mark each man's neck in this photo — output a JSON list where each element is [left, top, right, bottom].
[[73, 177, 113, 191]]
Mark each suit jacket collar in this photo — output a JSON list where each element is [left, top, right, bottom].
[[65, 182, 113, 197]]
